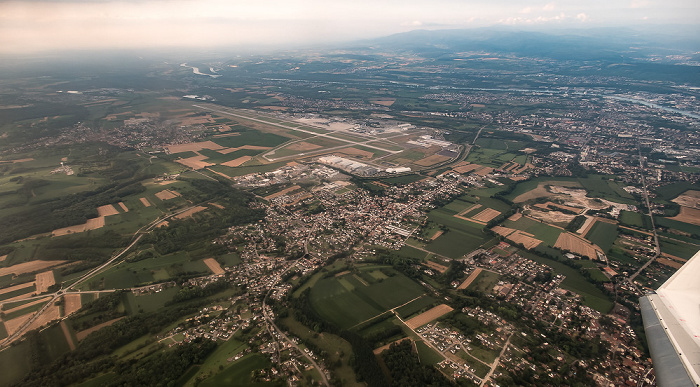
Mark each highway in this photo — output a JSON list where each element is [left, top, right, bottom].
[[0, 203, 210, 349], [628, 146, 661, 286]]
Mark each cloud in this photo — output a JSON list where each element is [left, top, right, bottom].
[[520, 7, 532, 14], [401, 20, 423, 26], [542, 2, 556, 11], [629, 0, 651, 8], [576, 13, 589, 22]]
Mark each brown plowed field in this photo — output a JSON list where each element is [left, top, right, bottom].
[[0, 260, 65, 277], [166, 141, 224, 154], [405, 304, 454, 329], [670, 207, 700, 226], [63, 293, 82, 316], [155, 190, 179, 200], [423, 261, 448, 273], [97, 204, 119, 217]]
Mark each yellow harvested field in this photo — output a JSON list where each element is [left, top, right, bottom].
[[218, 145, 272, 154], [166, 141, 224, 154], [334, 270, 351, 277], [508, 212, 522, 221], [76, 317, 125, 341], [0, 255, 6, 262], [63, 293, 82, 316], [0, 260, 66, 277], [156, 220, 169, 228], [97, 204, 119, 217], [284, 141, 323, 151], [577, 217, 596, 235], [492, 226, 516, 237], [221, 156, 252, 167], [405, 304, 454, 329], [472, 208, 501, 223], [0, 282, 35, 296], [4, 313, 33, 336], [26, 301, 60, 332], [430, 230, 443, 240], [414, 154, 451, 167], [492, 227, 542, 249], [508, 231, 543, 249], [173, 206, 208, 220], [35, 271, 55, 293], [670, 206, 700, 226], [155, 190, 179, 200], [458, 268, 483, 290], [175, 155, 213, 170], [2, 297, 49, 315], [203, 258, 225, 274], [554, 233, 599, 259], [422, 261, 448, 273], [118, 202, 129, 212], [513, 183, 552, 203], [265, 185, 301, 200], [52, 217, 105, 236], [139, 197, 151, 207], [209, 202, 225, 209]]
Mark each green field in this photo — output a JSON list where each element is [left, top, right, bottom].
[[183, 337, 249, 386], [210, 130, 290, 149], [502, 216, 562, 245], [426, 229, 490, 259], [123, 287, 180, 314], [199, 354, 282, 387], [0, 340, 33, 385], [585, 221, 618, 252], [619, 210, 652, 229], [394, 295, 437, 319], [659, 238, 699, 259], [466, 270, 500, 293], [309, 268, 425, 329], [656, 217, 700, 236]]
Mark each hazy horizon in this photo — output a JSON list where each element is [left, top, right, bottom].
[[1, 0, 699, 54]]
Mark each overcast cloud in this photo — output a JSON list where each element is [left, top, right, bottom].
[[0, 0, 698, 53]]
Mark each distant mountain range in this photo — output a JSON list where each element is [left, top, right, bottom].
[[355, 27, 700, 61]]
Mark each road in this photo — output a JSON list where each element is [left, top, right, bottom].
[[261, 223, 329, 387], [628, 146, 660, 285], [480, 334, 513, 387], [0, 203, 209, 349]]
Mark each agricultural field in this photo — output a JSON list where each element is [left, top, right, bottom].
[[585, 221, 618, 252], [308, 267, 425, 329], [500, 216, 562, 246]]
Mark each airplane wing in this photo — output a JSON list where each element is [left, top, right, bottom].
[[640, 250, 700, 386]]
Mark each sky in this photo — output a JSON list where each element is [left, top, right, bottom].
[[0, 0, 698, 54]]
